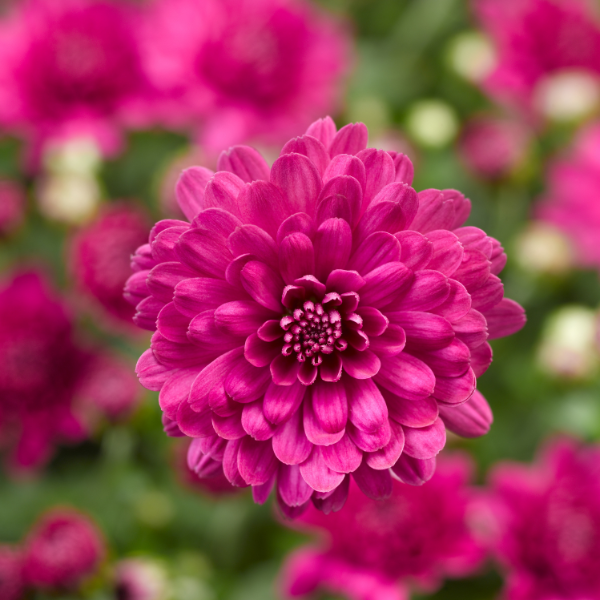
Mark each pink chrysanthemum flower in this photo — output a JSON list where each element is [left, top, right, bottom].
[[536, 122, 600, 272], [474, 0, 600, 118], [481, 438, 600, 600], [71, 204, 150, 329], [126, 117, 525, 517], [141, 0, 349, 152], [280, 453, 484, 600], [0, 546, 24, 600], [22, 509, 105, 590], [0, 0, 151, 161]]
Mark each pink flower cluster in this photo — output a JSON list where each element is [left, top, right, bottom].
[[0, 0, 349, 161], [281, 453, 484, 600], [474, 0, 600, 116], [536, 122, 600, 272], [0, 271, 140, 470], [0, 508, 105, 597], [126, 117, 525, 517], [481, 438, 600, 600]]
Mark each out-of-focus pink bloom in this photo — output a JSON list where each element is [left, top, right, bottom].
[[127, 116, 525, 517], [0, 546, 24, 600], [0, 0, 152, 163], [142, 0, 350, 152], [76, 353, 142, 421], [114, 558, 169, 600], [0, 180, 25, 234], [536, 122, 600, 271], [281, 453, 484, 600], [482, 438, 600, 600], [459, 116, 530, 178], [0, 271, 90, 470], [474, 0, 600, 119], [22, 509, 105, 590], [70, 203, 150, 329]]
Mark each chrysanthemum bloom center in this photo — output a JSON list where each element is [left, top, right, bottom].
[[281, 301, 345, 366]]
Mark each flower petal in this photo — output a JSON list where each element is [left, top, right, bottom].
[[228, 224, 278, 267], [136, 349, 170, 391], [382, 388, 439, 428], [321, 434, 362, 473], [159, 368, 199, 419], [237, 181, 293, 238], [281, 134, 330, 176], [157, 302, 190, 343], [240, 260, 285, 312], [272, 408, 313, 465], [214, 301, 275, 337], [366, 420, 405, 470], [356, 148, 396, 209], [438, 390, 492, 438], [306, 116, 337, 149], [348, 231, 401, 275], [300, 446, 346, 493], [176, 228, 232, 278], [376, 354, 436, 401], [237, 437, 278, 485], [279, 233, 315, 284], [352, 462, 392, 499], [203, 171, 245, 218], [176, 166, 214, 220], [391, 311, 454, 351], [342, 348, 381, 379], [278, 464, 314, 507], [359, 262, 413, 309], [402, 418, 446, 459], [433, 368, 476, 405], [276, 212, 316, 245], [329, 123, 369, 157], [224, 360, 271, 403], [264, 381, 305, 425], [311, 379, 348, 435], [396, 230, 433, 270], [174, 278, 244, 318], [271, 354, 301, 386], [485, 298, 526, 340], [414, 339, 471, 378], [245, 333, 280, 367], [313, 218, 352, 282], [345, 377, 388, 433], [391, 454, 436, 486], [242, 400, 277, 441], [217, 146, 270, 182], [316, 175, 362, 228], [271, 153, 322, 216], [425, 230, 464, 276], [222, 439, 248, 487]]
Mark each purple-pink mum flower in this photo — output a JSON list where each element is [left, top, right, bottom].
[[0, 0, 152, 162], [22, 509, 105, 590], [0, 546, 24, 600], [481, 438, 600, 600], [536, 122, 600, 272], [141, 0, 349, 152], [280, 453, 484, 600], [126, 116, 525, 517], [474, 0, 600, 118]]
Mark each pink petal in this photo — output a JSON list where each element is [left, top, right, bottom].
[[187, 310, 244, 355], [438, 389, 492, 438], [425, 230, 464, 276], [454, 226, 493, 257], [305, 116, 337, 149], [403, 418, 446, 459], [366, 420, 405, 470], [214, 301, 275, 337], [329, 123, 369, 157], [252, 475, 276, 505], [348, 419, 391, 452], [217, 146, 270, 182], [359, 262, 413, 309], [485, 298, 526, 340], [203, 172, 245, 218], [271, 153, 322, 216], [147, 262, 197, 303], [134, 292, 163, 329], [136, 349, 169, 391], [191, 207, 242, 237], [237, 437, 278, 485], [304, 388, 345, 446], [152, 331, 213, 369], [471, 342, 493, 377], [316, 175, 362, 228], [392, 311, 454, 351], [352, 462, 392, 499], [258, 320, 284, 342], [382, 388, 439, 428], [348, 232, 401, 275], [300, 447, 346, 493], [152, 225, 188, 262], [345, 378, 388, 433], [446, 189, 471, 228], [279, 233, 315, 284], [225, 254, 255, 289], [311, 379, 348, 435], [393, 270, 450, 312], [390, 152, 414, 185], [433, 368, 476, 405], [157, 302, 190, 343], [376, 354, 435, 401], [357, 148, 396, 209], [188, 452, 222, 479], [356, 307, 389, 337], [396, 230, 433, 270], [174, 278, 243, 318], [264, 381, 305, 425], [175, 166, 213, 220], [176, 228, 231, 278], [278, 464, 313, 507], [281, 134, 330, 176], [124, 270, 150, 306], [224, 360, 271, 403], [298, 361, 318, 386], [325, 270, 365, 294], [276, 212, 316, 245], [227, 224, 277, 267], [272, 408, 313, 465], [240, 260, 284, 312], [208, 385, 239, 417], [368, 324, 406, 356], [415, 339, 471, 378], [212, 412, 246, 440], [323, 155, 366, 191], [277, 496, 310, 519], [320, 353, 343, 383], [244, 333, 280, 368], [150, 219, 188, 244], [270, 354, 301, 386], [222, 439, 248, 487], [470, 274, 504, 312], [452, 249, 491, 291], [194, 434, 227, 461], [342, 348, 381, 379], [159, 368, 199, 419], [238, 180, 295, 238], [391, 454, 436, 486], [411, 189, 456, 233], [321, 434, 362, 473], [430, 279, 471, 322], [242, 400, 277, 440], [453, 309, 488, 348], [313, 218, 352, 282], [311, 475, 350, 514], [177, 401, 214, 437], [293, 275, 326, 299]]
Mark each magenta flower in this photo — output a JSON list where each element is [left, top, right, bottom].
[[0, 0, 151, 161], [280, 453, 484, 600], [474, 0, 600, 117], [0, 546, 24, 600], [482, 438, 600, 600], [127, 117, 525, 516], [536, 122, 600, 272], [141, 0, 349, 151], [23, 509, 105, 590], [71, 204, 150, 329]]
